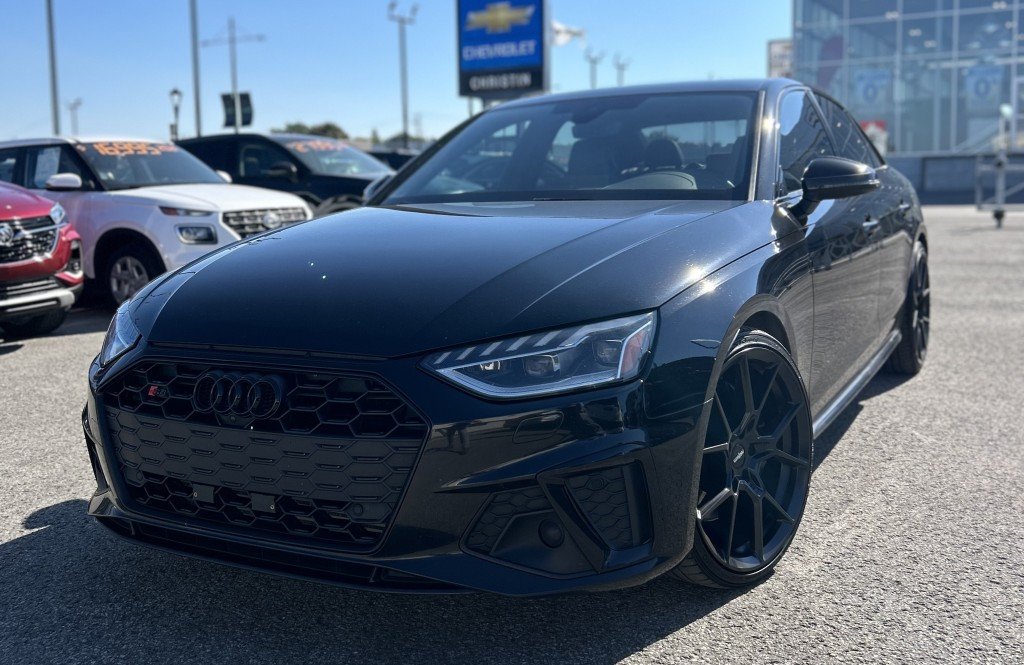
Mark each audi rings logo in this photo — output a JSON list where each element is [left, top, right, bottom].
[[191, 371, 284, 419]]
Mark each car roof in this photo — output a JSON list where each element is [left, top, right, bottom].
[[179, 132, 352, 144], [0, 136, 165, 149], [494, 78, 803, 111]]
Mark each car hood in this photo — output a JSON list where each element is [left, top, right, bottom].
[[140, 199, 776, 357], [106, 183, 307, 212], [0, 182, 54, 220]]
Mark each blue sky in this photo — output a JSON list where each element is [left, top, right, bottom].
[[2, 0, 791, 141]]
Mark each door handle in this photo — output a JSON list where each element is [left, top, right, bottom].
[[862, 218, 881, 235], [897, 202, 912, 212]]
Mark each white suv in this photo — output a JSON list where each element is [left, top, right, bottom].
[[0, 138, 313, 304]]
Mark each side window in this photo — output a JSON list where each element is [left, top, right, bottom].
[[238, 140, 293, 177], [25, 145, 88, 189], [777, 90, 834, 194], [0, 148, 17, 184], [186, 140, 235, 173], [816, 96, 880, 167]]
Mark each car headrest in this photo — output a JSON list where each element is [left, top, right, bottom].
[[568, 138, 616, 179], [644, 138, 684, 170]]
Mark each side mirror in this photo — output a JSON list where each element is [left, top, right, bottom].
[[790, 156, 879, 219], [45, 172, 83, 191], [363, 174, 393, 202], [216, 170, 233, 183], [265, 161, 298, 181]]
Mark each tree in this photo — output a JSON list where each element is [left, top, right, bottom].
[[370, 128, 381, 146], [271, 121, 348, 139]]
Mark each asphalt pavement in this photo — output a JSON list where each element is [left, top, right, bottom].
[[1, 206, 1021, 664]]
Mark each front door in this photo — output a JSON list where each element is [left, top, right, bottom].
[[777, 89, 882, 416]]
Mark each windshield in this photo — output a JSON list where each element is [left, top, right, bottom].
[[384, 91, 757, 205], [277, 137, 392, 177], [77, 141, 223, 190]]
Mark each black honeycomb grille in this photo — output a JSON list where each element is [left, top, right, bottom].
[[465, 486, 551, 555], [101, 361, 428, 550], [567, 467, 635, 550]]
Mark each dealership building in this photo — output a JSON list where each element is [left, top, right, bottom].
[[792, 0, 1024, 201]]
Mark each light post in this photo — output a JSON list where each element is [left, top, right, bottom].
[[46, 0, 60, 135], [66, 98, 82, 135], [169, 88, 183, 141], [584, 48, 605, 90], [613, 54, 630, 87], [201, 17, 265, 134], [388, 2, 418, 150]]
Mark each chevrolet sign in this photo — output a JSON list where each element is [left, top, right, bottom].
[[458, 0, 546, 99]]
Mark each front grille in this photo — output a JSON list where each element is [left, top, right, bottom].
[[0, 216, 58, 263], [222, 207, 307, 238], [0, 277, 60, 300], [101, 361, 428, 551]]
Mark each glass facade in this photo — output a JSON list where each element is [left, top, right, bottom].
[[793, 0, 1023, 154]]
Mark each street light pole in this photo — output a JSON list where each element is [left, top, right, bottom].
[[46, 0, 60, 135], [228, 17, 240, 134], [190, 0, 202, 136], [584, 49, 605, 90], [613, 54, 630, 87], [201, 18, 265, 134], [388, 2, 418, 150], [66, 98, 82, 136], [169, 88, 183, 141]]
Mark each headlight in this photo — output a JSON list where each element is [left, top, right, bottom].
[[176, 225, 218, 244], [422, 312, 656, 399], [99, 304, 141, 367], [160, 206, 213, 217], [50, 203, 67, 227]]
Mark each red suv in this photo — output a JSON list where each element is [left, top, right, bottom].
[[0, 182, 83, 336]]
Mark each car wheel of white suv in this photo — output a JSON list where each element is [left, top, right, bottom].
[[105, 242, 164, 306]]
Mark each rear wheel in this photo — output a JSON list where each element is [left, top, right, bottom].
[[670, 330, 813, 588], [1, 308, 68, 338], [105, 242, 163, 306], [886, 241, 929, 375]]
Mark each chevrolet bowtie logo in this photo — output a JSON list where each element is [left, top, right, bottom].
[[466, 2, 535, 34]]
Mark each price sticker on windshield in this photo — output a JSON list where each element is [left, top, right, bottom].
[[286, 140, 345, 153], [81, 142, 180, 157]]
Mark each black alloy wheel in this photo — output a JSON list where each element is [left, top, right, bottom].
[[886, 241, 930, 375], [671, 330, 812, 588]]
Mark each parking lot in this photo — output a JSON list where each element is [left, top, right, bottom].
[[0, 205, 1021, 663]]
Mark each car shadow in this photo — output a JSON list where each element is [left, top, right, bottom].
[[0, 308, 110, 346], [812, 372, 913, 470], [3, 499, 747, 664]]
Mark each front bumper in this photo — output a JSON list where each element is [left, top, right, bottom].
[[84, 345, 706, 595], [0, 281, 80, 321]]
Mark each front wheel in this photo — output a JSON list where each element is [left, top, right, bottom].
[[105, 242, 164, 307], [670, 330, 813, 588]]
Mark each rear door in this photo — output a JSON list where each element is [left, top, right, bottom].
[[777, 89, 881, 415]]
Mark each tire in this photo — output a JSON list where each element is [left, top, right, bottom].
[[104, 241, 164, 307], [885, 241, 929, 375], [669, 329, 813, 588], [1, 308, 68, 338]]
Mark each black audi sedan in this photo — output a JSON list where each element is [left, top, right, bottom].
[[178, 133, 393, 216], [84, 79, 928, 595]]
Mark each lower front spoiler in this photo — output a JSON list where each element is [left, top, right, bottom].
[[88, 492, 674, 596], [0, 284, 78, 321]]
